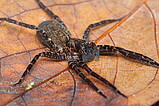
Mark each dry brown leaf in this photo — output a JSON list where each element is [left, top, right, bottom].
[[0, 0, 159, 105]]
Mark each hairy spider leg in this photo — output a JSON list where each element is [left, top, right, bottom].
[[0, 18, 41, 31], [13, 52, 66, 86], [98, 45, 159, 68], [68, 61, 107, 98], [83, 17, 124, 42], [35, 0, 66, 27], [78, 62, 127, 98]]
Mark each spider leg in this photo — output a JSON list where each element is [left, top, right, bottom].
[[35, 0, 66, 27], [0, 18, 41, 31], [98, 45, 159, 68], [13, 52, 66, 86], [78, 62, 127, 98], [68, 61, 107, 98], [83, 17, 124, 42]]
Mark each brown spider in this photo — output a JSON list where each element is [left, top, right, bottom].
[[0, 0, 159, 99]]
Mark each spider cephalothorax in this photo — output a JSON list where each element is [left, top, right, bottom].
[[67, 38, 100, 62], [0, 0, 159, 99]]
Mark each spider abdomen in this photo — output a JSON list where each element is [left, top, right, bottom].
[[37, 20, 71, 52]]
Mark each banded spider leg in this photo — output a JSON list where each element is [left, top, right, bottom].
[[98, 45, 159, 68], [13, 52, 66, 86]]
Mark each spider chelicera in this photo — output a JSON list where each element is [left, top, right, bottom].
[[0, 0, 159, 99]]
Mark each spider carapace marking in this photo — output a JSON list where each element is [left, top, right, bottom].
[[0, 0, 159, 99]]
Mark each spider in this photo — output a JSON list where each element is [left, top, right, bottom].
[[0, 0, 159, 99]]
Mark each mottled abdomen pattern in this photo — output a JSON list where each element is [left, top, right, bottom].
[[37, 20, 71, 52]]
